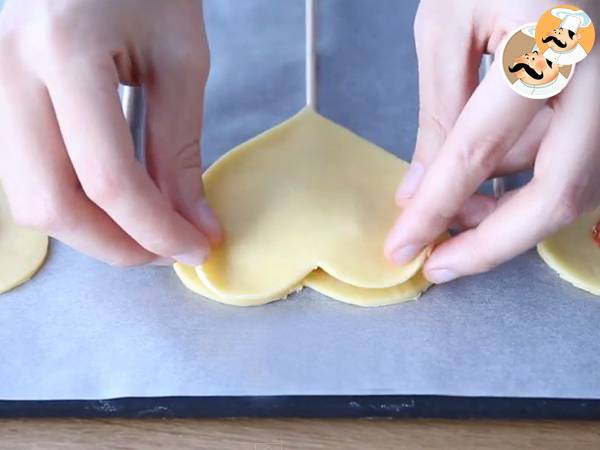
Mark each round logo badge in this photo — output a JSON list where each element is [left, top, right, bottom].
[[501, 23, 574, 99]]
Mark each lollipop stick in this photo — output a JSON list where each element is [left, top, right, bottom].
[[306, 0, 317, 110], [121, 85, 145, 162], [481, 54, 506, 198]]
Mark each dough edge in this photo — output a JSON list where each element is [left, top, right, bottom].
[[537, 242, 600, 296]]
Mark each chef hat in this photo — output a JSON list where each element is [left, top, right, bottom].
[[551, 8, 592, 33], [562, 15, 583, 33], [520, 24, 539, 52], [520, 24, 537, 38]]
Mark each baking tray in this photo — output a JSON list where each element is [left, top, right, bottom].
[[1, 0, 600, 418]]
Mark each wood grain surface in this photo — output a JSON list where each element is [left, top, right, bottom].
[[1, 419, 600, 450]]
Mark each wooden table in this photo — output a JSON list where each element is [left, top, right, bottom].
[[1, 419, 599, 449]]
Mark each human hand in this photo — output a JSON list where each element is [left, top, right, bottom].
[[0, 0, 221, 267], [385, 0, 600, 283]]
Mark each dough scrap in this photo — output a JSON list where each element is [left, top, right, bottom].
[[0, 187, 48, 294], [537, 207, 600, 296], [176, 263, 430, 307], [196, 107, 430, 303], [304, 269, 430, 307]]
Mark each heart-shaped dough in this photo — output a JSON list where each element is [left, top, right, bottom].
[[0, 187, 48, 294], [175, 263, 429, 307], [195, 108, 430, 303], [537, 207, 600, 295]]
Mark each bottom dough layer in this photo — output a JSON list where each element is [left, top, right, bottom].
[[0, 189, 49, 294], [537, 208, 600, 296], [175, 264, 431, 307], [304, 269, 430, 307]]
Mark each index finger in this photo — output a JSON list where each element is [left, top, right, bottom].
[[45, 56, 211, 266], [385, 63, 542, 264]]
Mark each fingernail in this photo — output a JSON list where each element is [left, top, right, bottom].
[[396, 161, 425, 200], [390, 244, 423, 265], [151, 257, 175, 266], [426, 268, 459, 284], [174, 249, 209, 267], [197, 199, 223, 245]]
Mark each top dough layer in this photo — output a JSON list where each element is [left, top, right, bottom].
[[197, 107, 429, 302], [537, 207, 600, 296], [0, 187, 48, 294]]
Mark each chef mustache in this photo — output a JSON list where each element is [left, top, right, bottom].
[[508, 62, 545, 80], [542, 35, 567, 48]]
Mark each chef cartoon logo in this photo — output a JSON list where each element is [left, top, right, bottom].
[[501, 23, 574, 99], [536, 5, 595, 65]]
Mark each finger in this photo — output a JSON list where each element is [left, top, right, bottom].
[[424, 63, 600, 282], [396, 105, 551, 209], [385, 63, 542, 264], [493, 105, 552, 177], [423, 183, 548, 282], [0, 70, 154, 266], [452, 194, 498, 229], [396, 5, 483, 201], [453, 190, 520, 230], [45, 56, 211, 266], [145, 31, 222, 246]]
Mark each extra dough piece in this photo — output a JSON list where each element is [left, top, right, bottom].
[[175, 263, 431, 307], [197, 108, 429, 303], [0, 188, 48, 294], [537, 207, 600, 295], [304, 269, 431, 307]]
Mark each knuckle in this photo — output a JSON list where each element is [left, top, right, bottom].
[[476, 250, 500, 273], [472, 249, 500, 273], [550, 184, 586, 227], [168, 44, 210, 82], [11, 194, 65, 232], [469, 235, 501, 273], [185, 54, 210, 80], [45, 19, 77, 58], [453, 134, 505, 177], [40, 14, 86, 73], [141, 237, 178, 258], [81, 169, 127, 207], [418, 109, 452, 141], [175, 140, 202, 172]]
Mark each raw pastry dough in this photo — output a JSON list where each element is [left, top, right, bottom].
[[176, 263, 429, 307], [304, 269, 430, 307], [175, 263, 302, 306], [537, 207, 600, 296], [196, 108, 430, 303], [0, 187, 48, 294]]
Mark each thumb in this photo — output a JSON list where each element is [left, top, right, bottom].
[[144, 45, 222, 247]]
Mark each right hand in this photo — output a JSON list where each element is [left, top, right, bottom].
[[385, 0, 600, 283], [0, 0, 221, 267]]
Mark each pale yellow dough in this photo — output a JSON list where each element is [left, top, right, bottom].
[[304, 269, 431, 307], [537, 207, 600, 296], [175, 263, 303, 306], [0, 187, 48, 294], [196, 107, 430, 303], [175, 263, 430, 307]]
